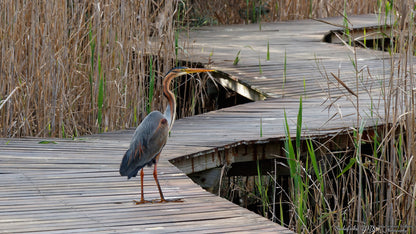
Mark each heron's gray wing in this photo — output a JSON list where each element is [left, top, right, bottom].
[[119, 111, 168, 179]]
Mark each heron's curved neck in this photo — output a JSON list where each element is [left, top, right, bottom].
[[163, 72, 177, 131]]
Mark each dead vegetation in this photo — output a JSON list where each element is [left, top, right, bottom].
[[0, 1, 180, 137]]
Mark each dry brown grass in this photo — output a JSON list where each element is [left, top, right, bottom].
[[186, 0, 379, 25], [0, 0, 179, 137]]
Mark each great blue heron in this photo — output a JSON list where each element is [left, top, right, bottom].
[[119, 67, 214, 204]]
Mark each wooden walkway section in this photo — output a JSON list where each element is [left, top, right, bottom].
[[183, 14, 390, 99], [0, 137, 288, 233], [0, 15, 398, 233], [173, 14, 391, 174]]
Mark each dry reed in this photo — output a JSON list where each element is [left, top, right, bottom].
[[275, 1, 416, 231], [0, 0, 180, 137], [186, 0, 379, 25]]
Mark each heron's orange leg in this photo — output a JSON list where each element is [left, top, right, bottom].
[[152, 156, 184, 203], [135, 154, 184, 204], [153, 162, 167, 202], [134, 169, 150, 204]]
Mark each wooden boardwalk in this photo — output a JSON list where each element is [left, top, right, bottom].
[[0, 15, 398, 233], [183, 14, 390, 99], [173, 14, 391, 174], [0, 137, 289, 233]]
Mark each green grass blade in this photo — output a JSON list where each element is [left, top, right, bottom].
[[147, 55, 155, 114], [343, 0, 351, 46], [88, 24, 96, 109], [266, 40, 270, 60], [296, 96, 303, 158], [133, 105, 138, 126], [279, 196, 284, 226], [307, 139, 320, 180], [61, 122, 66, 138], [284, 110, 298, 192], [256, 160, 268, 217], [284, 98, 308, 230], [258, 0, 262, 31], [363, 27, 367, 47], [337, 157, 356, 178], [284, 111, 296, 175], [258, 56, 262, 74], [97, 54, 104, 132], [38, 140, 57, 144], [260, 116, 263, 137], [233, 50, 241, 65]]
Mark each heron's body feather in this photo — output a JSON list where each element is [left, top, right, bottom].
[[119, 111, 169, 179]]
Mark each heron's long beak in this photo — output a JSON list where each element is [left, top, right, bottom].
[[184, 68, 215, 74]]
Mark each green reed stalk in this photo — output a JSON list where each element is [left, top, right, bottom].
[[343, 0, 351, 46], [258, 0, 262, 31], [233, 50, 241, 65], [252, 1, 256, 23], [306, 138, 325, 233], [245, 0, 249, 24], [260, 116, 263, 137], [88, 24, 96, 110], [258, 56, 262, 74], [309, 0, 313, 18], [279, 196, 284, 226], [266, 40, 270, 61], [97, 54, 104, 132], [284, 96, 306, 231], [147, 56, 155, 114], [133, 106, 138, 126], [355, 121, 365, 232], [296, 96, 302, 156], [363, 27, 367, 47], [61, 122, 66, 138], [256, 160, 269, 217]]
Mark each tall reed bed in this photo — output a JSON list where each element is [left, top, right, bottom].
[[254, 1, 416, 232], [0, 1, 182, 137], [217, 1, 416, 232], [185, 0, 379, 25]]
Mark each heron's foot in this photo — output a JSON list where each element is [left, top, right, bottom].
[[152, 198, 184, 203], [133, 199, 152, 205]]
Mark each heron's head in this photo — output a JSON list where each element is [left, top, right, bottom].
[[165, 67, 215, 78]]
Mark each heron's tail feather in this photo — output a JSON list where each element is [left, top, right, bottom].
[[119, 148, 142, 179]]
